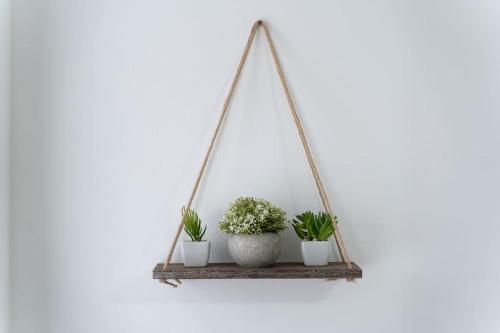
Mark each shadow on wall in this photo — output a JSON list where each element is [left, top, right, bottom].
[[110, 270, 345, 304]]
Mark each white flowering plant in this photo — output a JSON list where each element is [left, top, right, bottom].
[[219, 197, 287, 234]]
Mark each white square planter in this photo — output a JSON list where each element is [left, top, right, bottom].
[[181, 241, 210, 267], [301, 240, 331, 266]]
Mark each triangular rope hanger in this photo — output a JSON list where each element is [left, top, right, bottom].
[[160, 20, 354, 287]]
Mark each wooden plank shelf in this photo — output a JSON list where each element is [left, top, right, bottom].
[[153, 262, 362, 280]]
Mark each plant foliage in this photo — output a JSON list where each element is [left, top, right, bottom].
[[183, 209, 207, 242], [219, 197, 287, 234], [291, 211, 336, 241]]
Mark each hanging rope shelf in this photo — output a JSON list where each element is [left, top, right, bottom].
[[153, 20, 362, 287]]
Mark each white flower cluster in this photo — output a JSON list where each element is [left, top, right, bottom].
[[219, 197, 287, 234]]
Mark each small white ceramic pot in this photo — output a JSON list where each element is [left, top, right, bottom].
[[301, 240, 331, 266], [181, 240, 210, 267], [228, 233, 281, 268]]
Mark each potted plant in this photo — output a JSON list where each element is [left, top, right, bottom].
[[219, 197, 287, 268], [181, 209, 210, 267], [291, 211, 336, 266]]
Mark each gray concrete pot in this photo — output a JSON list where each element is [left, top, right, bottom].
[[228, 233, 281, 268]]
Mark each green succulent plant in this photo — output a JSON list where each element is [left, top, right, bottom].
[[183, 209, 207, 242], [291, 211, 336, 241]]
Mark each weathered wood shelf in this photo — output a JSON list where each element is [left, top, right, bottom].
[[153, 262, 362, 280]]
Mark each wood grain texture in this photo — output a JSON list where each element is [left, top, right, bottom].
[[153, 262, 362, 280]]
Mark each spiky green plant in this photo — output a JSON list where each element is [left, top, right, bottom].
[[183, 209, 207, 242], [291, 211, 336, 241]]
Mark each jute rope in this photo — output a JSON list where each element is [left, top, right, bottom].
[[159, 21, 261, 286], [259, 22, 352, 272], [161, 20, 352, 286]]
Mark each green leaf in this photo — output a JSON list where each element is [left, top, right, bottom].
[[318, 223, 329, 238], [184, 227, 195, 242], [318, 224, 333, 241], [199, 225, 207, 241], [293, 224, 306, 239], [306, 219, 315, 240], [183, 209, 206, 242]]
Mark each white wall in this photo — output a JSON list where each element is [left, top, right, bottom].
[[9, 0, 500, 332], [0, 0, 10, 332]]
